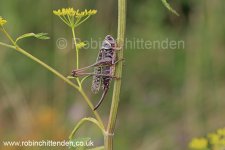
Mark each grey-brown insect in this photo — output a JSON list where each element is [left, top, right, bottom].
[[71, 35, 122, 110]]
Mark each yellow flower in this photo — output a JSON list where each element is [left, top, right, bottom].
[[217, 128, 225, 136], [53, 8, 97, 27], [53, 8, 76, 16], [53, 8, 97, 18], [75, 9, 97, 17], [0, 16, 7, 26], [208, 133, 220, 145], [219, 139, 225, 146], [189, 138, 208, 150], [76, 42, 86, 49]]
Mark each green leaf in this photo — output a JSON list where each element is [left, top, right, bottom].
[[69, 117, 105, 141], [81, 75, 92, 84], [69, 118, 105, 150], [161, 0, 179, 16], [16, 33, 50, 43]]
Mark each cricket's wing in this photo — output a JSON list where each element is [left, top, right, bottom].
[[91, 49, 104, 94], [91, 66, 102, 94]]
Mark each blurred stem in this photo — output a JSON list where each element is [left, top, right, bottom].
[[0, 29, 104, 128], [105, 0, 126, 149]]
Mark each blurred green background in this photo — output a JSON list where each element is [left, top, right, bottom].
[[0, 0, 225, 150]]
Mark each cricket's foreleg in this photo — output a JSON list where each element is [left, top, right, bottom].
[[94, 88, 109, 110], [113, 58, 125, 65], [115, 41, 124, 51], [115, 46, 123, 51]]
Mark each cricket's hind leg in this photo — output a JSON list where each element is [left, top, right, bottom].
[[71, 58, 114, 77], [72, 72, 120, 79]]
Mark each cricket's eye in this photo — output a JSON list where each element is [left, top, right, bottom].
[[107, 36, 114, 42], [103, 42, 111, 49], [107, 36, 113, 41]]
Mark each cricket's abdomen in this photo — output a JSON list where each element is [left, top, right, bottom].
[[102, 66, 112, 90], [91, 66, 102, 94], [91, 50, 103, 94]]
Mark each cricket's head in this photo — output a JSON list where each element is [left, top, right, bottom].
[[102, 35, 116, 50]]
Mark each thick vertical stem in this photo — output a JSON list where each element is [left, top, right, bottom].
[[105, 0, 126, 149]]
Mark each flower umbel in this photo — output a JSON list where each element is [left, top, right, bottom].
[[189, 138, 208, 150], [189, 127, 225, 150], [0, 16, 7, 26], [208, 133, 220, 145], [53, 8, 97, 28], [217, 128, 225, 136]]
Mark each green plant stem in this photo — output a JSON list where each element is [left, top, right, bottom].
[[16, 46, 103, 127], [16, 46, 80, 90], [58, 16, 70, 26], [1, 28, 16, 45], [71, 27, 82, 87], [72, 27, 79, 70], [16, 46, 104, 127], [79, 88, 104, 128], [0, 42, 15, 49], [69, 117, 105, 140], [75, 15, 91, 27], [0, 29, 104, 128], [105, 0, 126, 149]]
